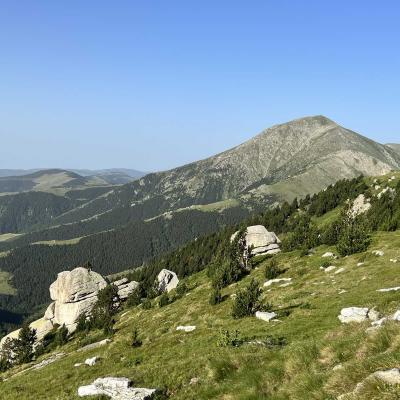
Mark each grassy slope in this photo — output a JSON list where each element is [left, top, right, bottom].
[[2, 230, 400, 399]]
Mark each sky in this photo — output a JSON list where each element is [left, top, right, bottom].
[[0, 1, 399, 172]]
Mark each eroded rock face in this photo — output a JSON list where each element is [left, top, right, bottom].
[[77, 377, 156, 399], [113, 278, 139, 299], [349, 194, 371, 218], [50, 267, 107, 303], [157, 269, 179, 293], [231, 225, 281, 257]]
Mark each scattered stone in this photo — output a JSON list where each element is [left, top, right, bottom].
[[176, 325, 196, 332], [333, 364, 343, 371], [264, 278, 292, 287], [371, 317, 387, 327], [334, 267, 345, 274], [349, 194, 371, 218], [338, 307, 369, 323], [255, 311, 277, 322], [74, 363, 83, 367], [157, 269, 179, 293], [390, 259, 398, 263], [77, 338, 111, 352], [377, 286, 400, 292], [279, 282, 292, 287], [356, 262, 365, 267], [324, 266, 336, 273], [338, 290, 347, 294], [33, 353, 65, 370], [322, 252, 335, 258], [372, 250, 384, 257], [85, 356, 100, 366], [367, 308, 380, 322], [113, 279, 139, 300], [78, 377, 156, 399], [392, 310, 400, 321], [189, 377, 199, 385]]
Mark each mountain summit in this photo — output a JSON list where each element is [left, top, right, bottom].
[[54, 116, 400, 226]]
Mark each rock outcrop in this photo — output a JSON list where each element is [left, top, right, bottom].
[[78, 377, 156, 399], [231, 225, 281, 257], [157, 269, 179, 293], [349, 194, 371, 217], [338, 307, 380, 324], [255, 311, 277, 322], [0, 267, 138, 351]]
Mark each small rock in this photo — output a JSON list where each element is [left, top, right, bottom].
[[279, 282, 292, 287], [85, 356, 99, 366], [255, 311, 277, 322], [368, 308, 380, 322], [324, 266, 336, 273], [264, 278, 292, 287], [338, 307, 369, 323], [77, 338, 111, 352], [371, 317, 387, 327], [333, 364, 343, 371], [335, 267, 345, 274], [392, 310, 400, 321], [390, 259, 398, 263], [176, 325, 196, 332], [322, 252, 334, 258], [338, 290, 347, 294], [189, 377, 199, 385], [74, 363, 83, 367], [377, 286, 400, 292], [356, 262, 365, 267], [372, 250, 384, 257]]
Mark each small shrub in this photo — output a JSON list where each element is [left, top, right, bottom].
[[126, 283, 145, 307], [231, 279, 262, 319], [176, 281, 189, 298], [131, 328, 142, 348], [209, 287, 222, 305], [217, 330, 243, 347], [265, 258, 282, 280], [142, 298, 152, 310], [158, 293, 169, 308], [320, 260, 332, 269], [262, 335, 288, 349]]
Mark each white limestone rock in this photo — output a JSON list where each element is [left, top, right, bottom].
[[157, 269, 179, 293], [50, 267, 107, 303], [392, 310, 400, 321], [264, 278, 292, 287], [338, 307, 369, 323], [85, 356, 99, 366], [77, 377, 156, 399], [372, 250, 384, 257], [349, 194, 371, 218], [324, 265, 336, 272], [231, 225, 281, 256], [176, 325, 196, 332], [377, 286, 400, 292], [114, 279, 139, 299], [322, 252, 334, 258], [255, 311, 277, 322]]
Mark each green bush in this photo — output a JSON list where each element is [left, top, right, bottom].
[[126, 283, 145, 307], [142, 298, 152, 310], [337, 216, 371, 256], [231, 279, 262, 319], [209, 287, 222, 305], [176, 281, 189, 298], [131, 328, 142, 348], [158, 293, 169, 308], [217, 329, 244, 347], [265, 258, 282, 280]]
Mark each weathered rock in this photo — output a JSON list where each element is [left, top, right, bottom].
[[85, 356, 99, 366], [322, 252, 335, 258], [324, 265, 336, 272], [367, 308, 380, 322], [338, 307, 369, 323], [77, 377, 156, 399], [44, 302, 55, 320], [50, 267, 107, 303], [115, 280, 139, 300], [255, 311, 277, 322], [264, 278, 292, 287], [373, 368, 400, 385], [30, 318, 54, 342], [372, 250, 384, 257], [176, 325, 196, 332], [157, 269, 179, 293], [334, 267, 345, 274], [77, 338, 112, 352], [392, 310, 400, 321], [231, 225, 281, 256], [349, 194, 371, 217]]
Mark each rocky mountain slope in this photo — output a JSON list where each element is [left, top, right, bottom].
[[387, 143, 400, 156], [49, 116, 400, 229], [1, 172, 400, 399]]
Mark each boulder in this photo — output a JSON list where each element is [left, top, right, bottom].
[[115, 280, 139, 300], [157, 269, 179, 293], [324, 266, 336, 273], [29, 318, 53, 342], [231, 225, 281, 256], [322, 252, 334, 258], [50, 267, 107, 303], [338, 307, 369, 323], [255, 311, 277, 322], [77, 377, 156, 399]]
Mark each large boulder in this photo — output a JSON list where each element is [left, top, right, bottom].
[[113, 278, 139, 299], [77, 377, 156, 399], [157, 269, 179, 293], [231, 225, 281, 256], [50, 267, 107, 303]]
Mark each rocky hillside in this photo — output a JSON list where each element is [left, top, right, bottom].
[[387, 143, 400, 156], [50, 116, 400, 228], [1, 178, 400, 398]]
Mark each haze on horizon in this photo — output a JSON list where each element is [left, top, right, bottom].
[[0, 1, 399, 172]]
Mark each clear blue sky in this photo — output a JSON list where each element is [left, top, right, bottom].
[[1, 1, 399, 172]]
